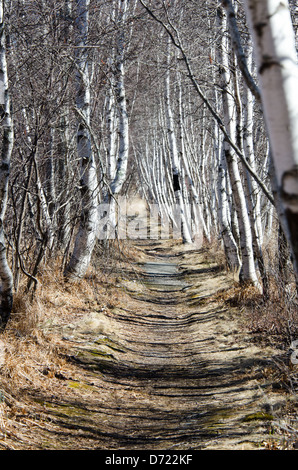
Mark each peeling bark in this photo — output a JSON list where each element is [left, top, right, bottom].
[[0, 0, 13, 330], [218, 6, 259, 287], [64, 0, 99, 280], [244, 0, 298, 277]]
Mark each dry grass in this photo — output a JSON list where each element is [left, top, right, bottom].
[[215, 277, 298, 347], [0, 251, 128, 449], [211, 268, 298, 449], [1, 231, 298, 449], [214, 283, 263, 307]]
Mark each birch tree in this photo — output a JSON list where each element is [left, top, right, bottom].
[[217, 148, 241, 271], [244, 0, 298, 278], [103, 0, 131, 240], [164, 38, 192, 244], [2, 0, 297, 302], [218, 6, 260, 287], [0, 0, 13, 329], [64, 0, 99, 279]]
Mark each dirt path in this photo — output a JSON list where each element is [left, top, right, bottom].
[[3, 240, 287, 450]]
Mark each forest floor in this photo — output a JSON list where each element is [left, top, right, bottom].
[[0, 234, 297, 450]]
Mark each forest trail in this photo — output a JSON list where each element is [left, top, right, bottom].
[[2, 239, 286, 450]]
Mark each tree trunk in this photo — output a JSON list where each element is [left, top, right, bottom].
[[218, 148, 241, 271], [64, 0, 99, 280], [104, 0, 130, 240], [165, 38, 192, 244], [218, 6, 259, 287], [244, 0, 298, 278], [0, 0, 13, 330], [110, 0, 130, 197]]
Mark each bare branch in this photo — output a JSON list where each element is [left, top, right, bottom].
[[138, 0, 274, 205], [221, 0, 261, 102]]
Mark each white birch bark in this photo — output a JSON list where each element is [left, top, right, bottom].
[[0, 0, 13, 329], [222, 0, 261, 102], [110, 0, 129, 197], [177, 81, 208, 244], [165, 39, 192, 244], [244, 0, 298, 276], [242, 41, 263, 244], [57, 111, 72, 251], [218, 148, 241, 270], [106, 82, 117, 184], [239, 39, 270, 294], [105, 5, 117, 186], [219, 7, 260, 286], [64, 0, 99, 279], [103, 0, 130, 239], [179, 101, 211, 243], [53, 0, 73, 252]]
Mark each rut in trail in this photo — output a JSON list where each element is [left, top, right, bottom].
[[33, 241, 284, 450]]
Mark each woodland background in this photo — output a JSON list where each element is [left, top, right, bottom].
[[0, 0, 297, 342]]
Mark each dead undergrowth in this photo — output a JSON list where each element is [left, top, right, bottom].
[[0, 241, 133, 449], [212, 270, 298, 449]]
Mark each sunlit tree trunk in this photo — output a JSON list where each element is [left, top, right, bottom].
[[111, 0, 130, 194], [106, 81, 117, 185], [218, 6, 259, 287], [57, 0, 73, 252], [0, 0, 13, 329], [64, 0, 99, 279], [177, 84, 206, 245], [244, 0, 298, 278], [104, 0, 130, 239], [165, 38, 192, 244], [218, 148, 241, 270], [240, 40, 270, 296]]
